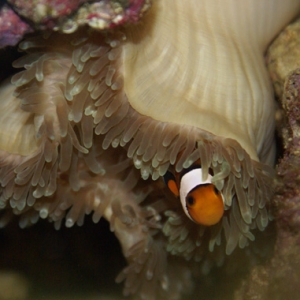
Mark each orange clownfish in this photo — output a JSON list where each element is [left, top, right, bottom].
[[164, 165, 224, 226]]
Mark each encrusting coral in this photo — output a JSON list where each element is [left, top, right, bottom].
[[0, 0, 151, 48], [235, 17, 300, 300], [0, 0, 300, 299]]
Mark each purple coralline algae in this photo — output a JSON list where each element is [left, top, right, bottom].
[[0, 5, 33, 48]]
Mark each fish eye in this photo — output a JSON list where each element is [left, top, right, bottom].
[[186, 196, 195, 206], [213, 186, 219, 195]]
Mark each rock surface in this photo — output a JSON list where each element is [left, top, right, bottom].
[[0, 0, 151, 48], [235, 17, 300, 300]]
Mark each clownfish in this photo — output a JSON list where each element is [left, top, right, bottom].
[[164, 165, 224, 226]]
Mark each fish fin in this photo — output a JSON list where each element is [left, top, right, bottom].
[[163, 171, 179, 197]]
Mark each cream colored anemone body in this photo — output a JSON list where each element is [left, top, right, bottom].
[[123, 0, 300, 164], [0, 81, 38, 156]]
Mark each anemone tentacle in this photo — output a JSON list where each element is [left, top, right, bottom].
[[3, 30, 274, 259]]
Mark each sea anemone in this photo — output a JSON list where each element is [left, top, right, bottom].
[[0, 0, 300, 299]]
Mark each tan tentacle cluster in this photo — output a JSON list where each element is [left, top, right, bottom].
[[0, 34, 81, 211], [1, 29, 274, 252], [0, 27, 273, 298], [59, 31, 273, 256]]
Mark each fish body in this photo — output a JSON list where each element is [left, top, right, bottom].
[[164, 165, 224, 226]]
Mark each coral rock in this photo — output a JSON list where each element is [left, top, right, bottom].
[[236, 17, 300, 300]]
